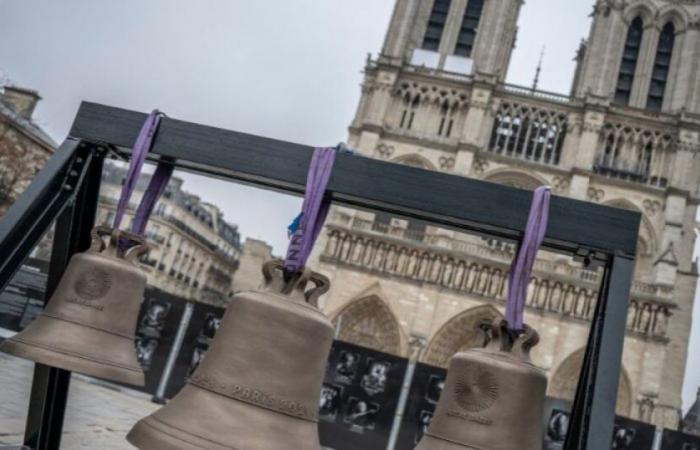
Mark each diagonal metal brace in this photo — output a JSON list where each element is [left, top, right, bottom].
[[0, 138, 99, 291]]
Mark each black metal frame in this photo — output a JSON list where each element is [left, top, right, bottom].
[[0, 102, 641, 449]]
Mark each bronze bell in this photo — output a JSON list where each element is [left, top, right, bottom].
[[417, 319, 547, 450], [0, 226, 149, 386], [127, 260, 334, 450]]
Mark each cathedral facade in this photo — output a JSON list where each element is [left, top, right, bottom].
[[309, 0, 700, 429]]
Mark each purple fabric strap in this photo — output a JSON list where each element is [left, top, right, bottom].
[[131, 163, 174, 235], [284, 147, 337, 275], [504, 186, 551, 331], [112, 110, 172, 235]]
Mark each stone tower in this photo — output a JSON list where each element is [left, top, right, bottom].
[[310, 0, 700, 429]]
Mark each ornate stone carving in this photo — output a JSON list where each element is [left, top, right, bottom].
[[587, 187, 605, 202], [552, 176, 571, 193], [333, 295, 403, 355], [394, 81, 470, 109], [375, 143, 394, 159], [594, 122, 675, 188], [439, 156, 455, 171], [642, 198, 662, 216], [473, 158, 490, 175]]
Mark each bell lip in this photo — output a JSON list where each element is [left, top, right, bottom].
[[418, 432, 486, 450], [0, 336, 145, 387], [127, 416, 235, 450], [128, 382, 322, 450]]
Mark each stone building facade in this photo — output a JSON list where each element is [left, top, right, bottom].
[[309, 0, 700, 429], [96, 163, 242, 307], [0, 86, 56, 215], [233, 238, 274, 293]]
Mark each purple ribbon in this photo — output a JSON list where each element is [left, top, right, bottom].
[[112, 110, 172, 237], [504, 186, 551, 331], [284, 147, 337, 276]]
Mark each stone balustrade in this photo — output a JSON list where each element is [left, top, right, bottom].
[[323, 220, 673, 340]]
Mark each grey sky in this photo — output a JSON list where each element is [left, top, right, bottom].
[[1, 0, 698, 412]]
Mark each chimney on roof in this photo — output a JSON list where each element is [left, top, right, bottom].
[[1, 86, 41, 120]]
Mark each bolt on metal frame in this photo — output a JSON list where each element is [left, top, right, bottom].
[[0, 102, 640, 450]]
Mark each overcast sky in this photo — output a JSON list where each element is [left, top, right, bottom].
[[1, 0, 699, 413]]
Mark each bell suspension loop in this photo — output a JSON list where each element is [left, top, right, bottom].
[[283, 147, 337, 279], [504, 185, 551, 335], [112, 110, 173, 248]]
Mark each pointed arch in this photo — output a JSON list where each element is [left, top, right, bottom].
[[331, 291, 406, 356], [657, 5, 689, 33], [615, 16, 644, 106], [622, 2, 654, 27], [421, 304, 502, 368], [391, 153, 438, 171], [549, 348, 633, 417], [483, 168, 548, 190]]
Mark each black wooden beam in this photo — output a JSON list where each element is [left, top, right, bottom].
[[69, 101, 640, 257]]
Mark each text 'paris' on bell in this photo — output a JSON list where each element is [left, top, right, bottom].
[[127, 260, 335, 450], [0, 226, 150, 386], [417, 319, 547, 450]]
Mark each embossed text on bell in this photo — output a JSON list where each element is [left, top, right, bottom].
[[126, 260, 335, 449]]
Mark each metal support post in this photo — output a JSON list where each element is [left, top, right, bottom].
[[565, 254, 634, 450], [152, 301, 194, 404], [22, 144, 104, 450]]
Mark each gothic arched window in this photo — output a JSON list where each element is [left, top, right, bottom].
[[422, 0, 452, 51], [399, 94, 419, 130], [646, 22, 675, 111], [437, 102, 454, 137], [454, 0, 484, 57], [614, 17, 644, 106]]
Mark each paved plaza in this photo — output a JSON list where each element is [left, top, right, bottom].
[[0, 351, 159, 449]]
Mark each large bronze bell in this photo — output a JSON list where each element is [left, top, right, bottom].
[[417, 319, 547, 450], [127, 260, 334, 450], [0, 226, 149, 386]]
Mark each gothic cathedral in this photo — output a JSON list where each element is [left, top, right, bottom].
[[309, 0, 700, 429]]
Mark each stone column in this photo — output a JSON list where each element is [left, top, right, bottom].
[[381, 0, 422, 62], [470, 0, 522, 81], [455, 81, 494, 176], [576, 5, 626, 99], [365, 71, 398, 128], [629, 24, 659, 109], [568, 100, 606, 200], [437, 0, 467, 67]]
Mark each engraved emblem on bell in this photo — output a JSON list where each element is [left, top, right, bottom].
[[74, 267, 112, 300], [454, 367, 499, 413], [0, 226, 150, 387]]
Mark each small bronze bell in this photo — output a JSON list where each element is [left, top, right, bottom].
[[417, 319, 547, 450], [0, 226, 149, 386], [127, 260, 334, 450]]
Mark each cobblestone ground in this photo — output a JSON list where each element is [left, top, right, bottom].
[[0, 352, 159, 449]]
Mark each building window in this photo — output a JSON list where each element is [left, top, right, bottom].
[[422, 0, 452, 51], [437, 102, 455, 137], [489, 102, 567, 165], [454, 0, 484, 57], [399, 95, 419, 130], [646, 23, 675, 111], [614, 17, 643, 106]]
